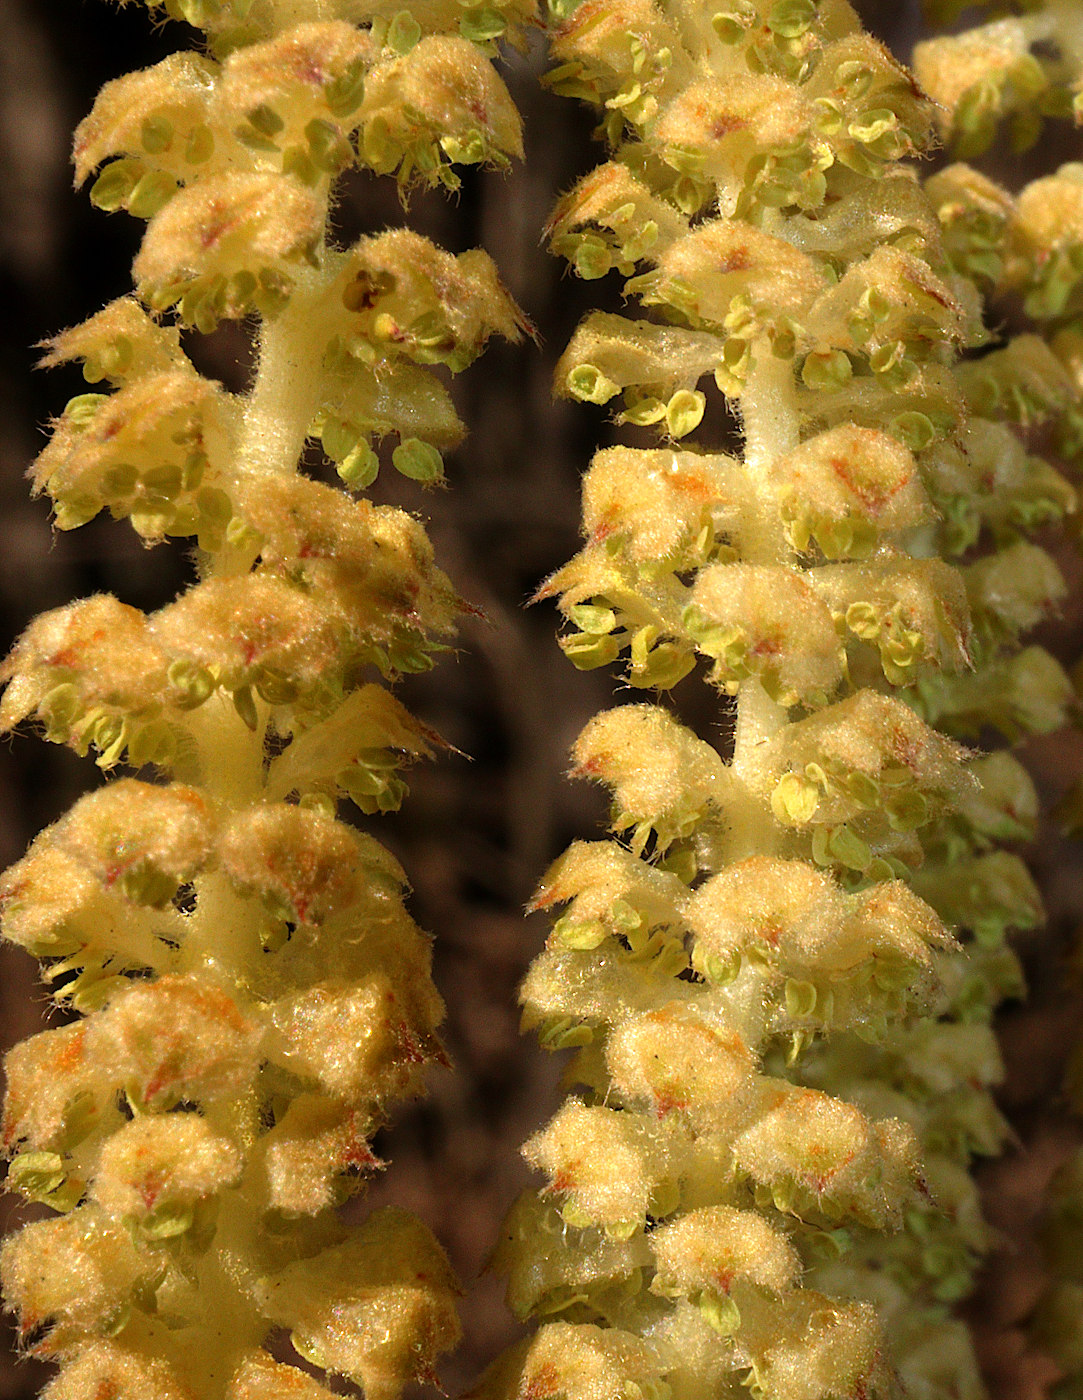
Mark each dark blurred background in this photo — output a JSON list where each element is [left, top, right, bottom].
[[1, 2, 1082, 1397]]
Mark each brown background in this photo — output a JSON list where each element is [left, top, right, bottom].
[[0, 2, 1081, 1397]]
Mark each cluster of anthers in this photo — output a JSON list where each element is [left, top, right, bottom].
[[0, 1, 531, 1398]]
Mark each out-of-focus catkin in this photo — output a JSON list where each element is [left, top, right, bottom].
[[916, 2, 1083, 1392]]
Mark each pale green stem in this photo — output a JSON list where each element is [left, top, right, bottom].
[[238, 266, 335, 484], [732, 675, 786, 775], [180, 697, 270, 974], [186, 1189, 268, 1389], [737, 344, 797, 566], [172, 233, 359, 1381], [728, 677, 787, 861], [727, 342, 800, 854], [185, 693, 268, 806], [741, 345, 799, 481], [269, 0, 333, 27], [181, 869, 270, 983], [181, 257, 334, 958]]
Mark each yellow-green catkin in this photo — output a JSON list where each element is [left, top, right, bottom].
[[915, 3, 1083, 1392], [915, 0, 1083, 157], [0, 2, 532, 1397], [1033, 1148, 1083, 1400], [475, 5, 1077, 1400]]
